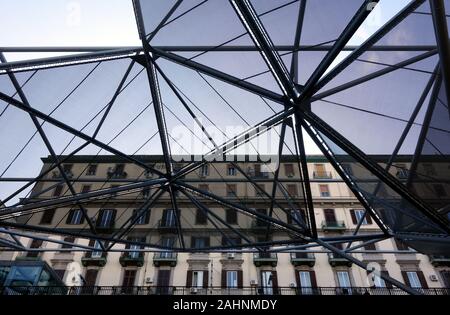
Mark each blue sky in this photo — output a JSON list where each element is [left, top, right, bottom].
[[1, 0, 443, 204]]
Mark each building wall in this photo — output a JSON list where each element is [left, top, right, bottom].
[[1, 156, 449, 291]]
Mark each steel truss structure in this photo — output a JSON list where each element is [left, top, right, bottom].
[[0, 0, 449, 295]]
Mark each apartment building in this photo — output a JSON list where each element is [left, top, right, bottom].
[[0, 155, 449, 294]]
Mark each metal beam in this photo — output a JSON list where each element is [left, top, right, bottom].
[[430, 0, 450, 117]]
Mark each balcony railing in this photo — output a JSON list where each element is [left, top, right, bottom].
[[321, 220, 346, 231], [153, 252, 178, 267], [119, 253, 144, 267], [328, 253, 353, 267], [81, 256, 107, 267], [253, 252, 278, 267], [313, 171, 332, 179], [429, 255, 450, 267], [1, 286, 449, 296], [290, 252, 316, 267]]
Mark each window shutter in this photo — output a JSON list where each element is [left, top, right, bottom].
[[310, 271, 318, 288], [110, 209, 117, 227], [350, 210, 357, 224], [381, 271, 392, 288], [221, 270, 227, 288], [205, 237, 210, 248], [186, 270, 193, 288], [66, 210, 74, 224], [203, 271, 209, 288], [271, 271, 279, 295], [365, 213, 373, 224], [401, 271, 410, 286], [237, 270, 243, 288], [416, 271, 428, 289], [295, 271, 301, 288], [86, 239, 95, 258], [97, 209, 104, 227], [144, 210, 150, 224], [80, 211, 85, 224]]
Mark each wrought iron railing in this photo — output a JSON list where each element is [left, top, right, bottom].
[[1, 286, 449, 295]]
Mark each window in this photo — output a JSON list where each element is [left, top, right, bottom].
[[395, 164, 409, 179], [298, 271, 313, 295], [199, 184, 209, 192], [287, 184, 298, 197], [222, 236, 241, 246], [226, 271, 238, 288], [284, 164, 294, 177], [336, 271, 352, 289], [81, 185, 91, 193], [225, 208, 237, 224], [26, 239, 43, 258], [288, 209, 303, 224], [40, 208, 56, 225], [341, 163, 353, 176], [373, 273, 387, 288], [314, 164, 329, 178], [226, 184, 237, 197], [62, 164, 73, 176], [200, 165, 209, 177], [406, 272, 422, 288], [53, 184, 64, 197], [195, 209, 208, 225], [350, 209, 370, 225], [97, 209, 116, 228], [192, 271, 204, 288], [323, 209, 337, 224], [319, 184, 330, 197], [140, 187, 150, 198], [160, 237, 175, 258], [127, 237, 144, 259], [227, 165, 236, 176], [433, 184, 447, 197], [255, 184, 266, 197], [60, 237, 75, 252], [121, 270, 137, 293], [66, 209, 84, 225], [363, 242, 376, 251], [86, 164, 97, 176], [84, 269, 98, 287], [255, 208, 268, 226], [422, 163, 436, 176], [191, 237, 209, 249], [91, 240, 103, 258], [395, 239, 410, 251], [162, 209, 176, 227], [132, 209, 149, 225]]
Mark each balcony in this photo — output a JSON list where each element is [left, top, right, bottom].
[[157, 220, 177, 233], [290, 252, 316, 267], [81, 256, 107, 267], [253, 252, 278, 267], [429, 255, 450, 267], [153, 252, 178, 267], [119, 253, 144, 267], [3, 286, 449, 295], [313, 171, 332, 179], [328, 253, 353, 267], [321, 220, 346, 232], [15, 255, 42, 262]]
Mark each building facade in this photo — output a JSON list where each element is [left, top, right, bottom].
[[1, 155, 449, 294]]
